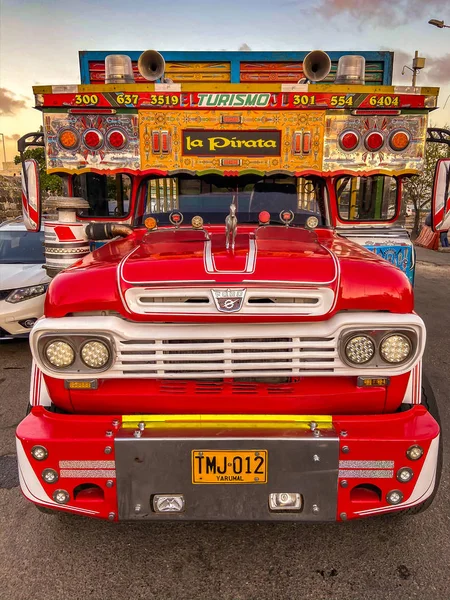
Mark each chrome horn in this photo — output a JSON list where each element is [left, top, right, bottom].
[[302, 50, 332, 82], [137, 50, 166, 82]]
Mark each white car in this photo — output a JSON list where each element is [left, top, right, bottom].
[[0, 219, 50, 339]]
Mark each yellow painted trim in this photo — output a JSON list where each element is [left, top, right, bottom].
[[121, 414, 333, 430], [33, 83, 440, 95]]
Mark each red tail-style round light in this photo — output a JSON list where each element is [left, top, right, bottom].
[[365, 131, 384, 152], [258, 211, 271, 224], [339, 130, 359, 152], [83, 130, 103, 150], [107, 129, 127, 150], [389, 130, 410, 151]]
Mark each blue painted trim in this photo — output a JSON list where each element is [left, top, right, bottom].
[[78, 50, 393, 85]]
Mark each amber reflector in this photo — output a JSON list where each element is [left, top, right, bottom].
[[145, 217, 157, 230], [389, 130, 410, 151], [59, 129, 78, 149]]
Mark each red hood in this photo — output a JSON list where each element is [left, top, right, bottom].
[[120, 226, 337, 286], [45, 225, 413, 321]]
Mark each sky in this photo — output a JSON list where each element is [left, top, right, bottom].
[[1, 0, 449, 163]]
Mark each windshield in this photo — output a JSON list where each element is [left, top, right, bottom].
[[137, 175, 327, 227], [0, 230, 45, 264]]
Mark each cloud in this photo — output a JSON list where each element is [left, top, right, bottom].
[[0, 88, 28, 116], [426, 54, 450, 85], [5, 134, 21, 141], [238, 43, 252, 51], [314, 0, 447, 27]]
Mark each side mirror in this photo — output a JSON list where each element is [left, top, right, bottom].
[[21, 158, 41, 232], [431, 158, 450, 232]]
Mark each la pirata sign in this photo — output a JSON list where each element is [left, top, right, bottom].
[[182, 130, 281, 156]]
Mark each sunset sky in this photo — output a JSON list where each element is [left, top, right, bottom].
[[1, 0, 449, 164]]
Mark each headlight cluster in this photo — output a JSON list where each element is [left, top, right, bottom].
[[43, 337, 111, 371], [6, 284, 48, 304], [343, 331, 414, 366]]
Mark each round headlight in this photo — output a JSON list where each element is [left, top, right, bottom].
[[345, 335, 375, 364], [45, 341, 75, 368], [81, 340, 110, 369], [380, 334, 412, 364]]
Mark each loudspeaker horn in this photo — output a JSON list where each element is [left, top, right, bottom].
[[138, 50, 166, 82], [302, 50, 332, 82]]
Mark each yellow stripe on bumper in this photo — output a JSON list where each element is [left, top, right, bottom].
[[121, 414, 333, 430]]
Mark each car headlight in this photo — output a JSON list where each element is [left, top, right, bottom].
[[380, 334, 412, 364], [81, 340, 110, 368], [344, 335, 375, 364], [6, 284, 48, 304], [45, 341, 75, 368]]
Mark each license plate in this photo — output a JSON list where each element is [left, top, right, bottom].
[[192, 450, 267, 484]]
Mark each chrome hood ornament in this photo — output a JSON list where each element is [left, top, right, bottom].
[[225, 197, 238, 251]]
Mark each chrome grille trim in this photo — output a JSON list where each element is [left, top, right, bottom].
[[30, 313, 426, 380], [124, 287, 335, 316]]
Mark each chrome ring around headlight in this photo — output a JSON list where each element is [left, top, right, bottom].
[[38, 333, 114, 374]]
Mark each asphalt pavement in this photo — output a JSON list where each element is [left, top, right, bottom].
[[0, 260, 449, 600]]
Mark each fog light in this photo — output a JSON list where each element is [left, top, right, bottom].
[[42, 468, 59, 484], [153, 494, 185, 513], [80, 341, 110, 369], [45, 341, 75, 368], [53, 489, 70, 504], [269, 493, 302, 511], [31, 445, 48, 461], [406, 444, 424, 461], [397, 467, 414, 483], [386, 489, 404, 505], [19, 318, 37, 329]]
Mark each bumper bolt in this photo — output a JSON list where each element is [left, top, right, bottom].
[[312, 504, 320, 514], [108, 512, 116, 521], [341, 430, 348, 437], [313, 429, 320, 438], [340, 512, 348, 521], [341, 445, 350, 454], [340, 480, 348, 488], [104, 446, 112, 454], [112, 419, 120, 428], [135, 504, 142, 513], [106, 480, 114, 488], [105, 431, 113, 437], [313, 454, 320, 462], [133, 430, 142, 438]]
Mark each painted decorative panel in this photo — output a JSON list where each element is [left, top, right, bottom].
[[323, 114, 427, 174], [44, 113, 140, 173], [139, 110, 325, 174]]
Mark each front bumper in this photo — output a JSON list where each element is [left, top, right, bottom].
[[0, 295, 45, 338], [16, 407, 440, 521]]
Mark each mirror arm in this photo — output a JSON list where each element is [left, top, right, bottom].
[[17, 132, 46, 200]]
